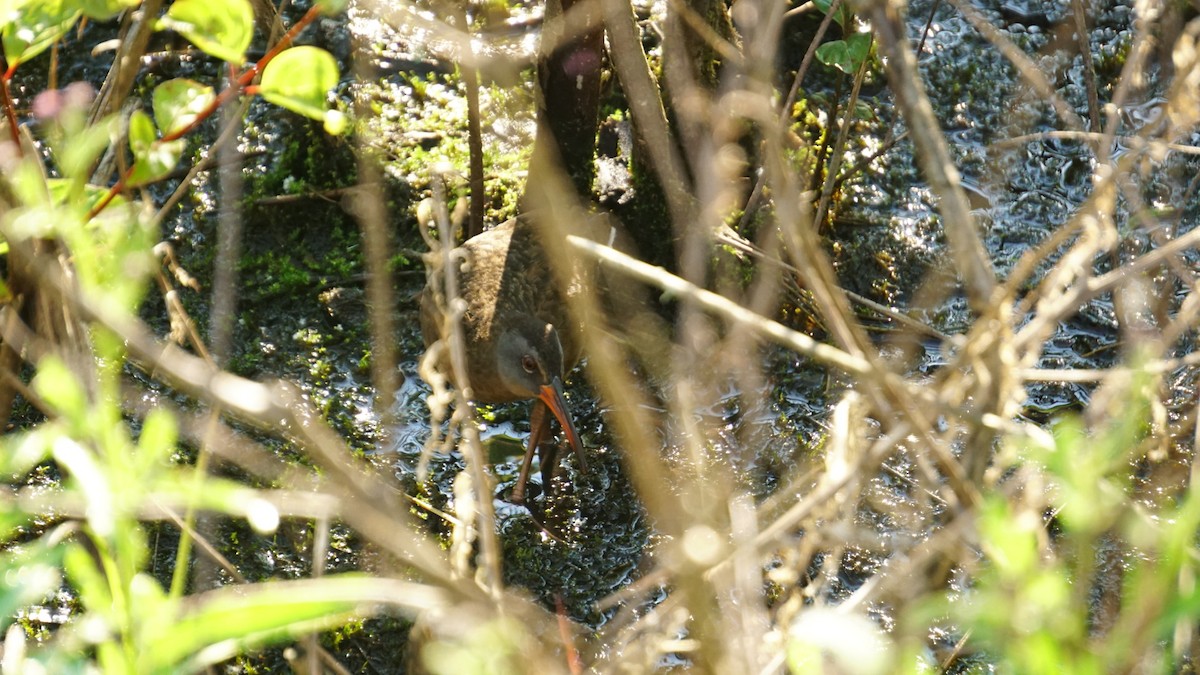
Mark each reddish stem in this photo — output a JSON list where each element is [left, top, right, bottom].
[[0, 70, 21, 151], [87, 163, 137, 221], [161, 5, 321, 143], [554, 594, 583, 675]]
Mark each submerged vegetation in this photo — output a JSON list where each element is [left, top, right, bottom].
[[1, 0, 1200, 672]]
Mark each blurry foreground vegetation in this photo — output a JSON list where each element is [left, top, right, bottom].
[[1, 0, 1200, 673]]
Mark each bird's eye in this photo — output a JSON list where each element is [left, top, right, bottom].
[[521, 355, 537, 374]]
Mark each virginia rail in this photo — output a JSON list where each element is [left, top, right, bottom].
[[420, 217, 585, 503]]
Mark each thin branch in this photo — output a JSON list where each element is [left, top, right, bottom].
[[868, 0, 998, 311]]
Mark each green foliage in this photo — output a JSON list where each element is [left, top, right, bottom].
[[0, 0, 390, 670], [816, 32, 874, 76], [0, 256, 370, 672], [315, 0, 348, 14], [812, 0, 852, 27], [905, 365, 1198, 673], [128, 108, 185, 186], [77, 0, 139, 20], [1, 0, 81, 71], [158, 0, 254, 65], [5, 0, 1188, 672], [259, 45, 340, 123], [153, 78, 215, 136], [0, 345, 375, 672], [140, 577, 372, 671]]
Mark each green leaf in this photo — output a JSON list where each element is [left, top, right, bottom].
[[152, 78, 215, 137], [135, 408, 177, 475], [1, 0, 81, 68], [157, 0, 253, 65], [139, 576, 379, 672], [0, 506, 26, 544], [77, 0, 139, 20], [127, 110, 183, 186], [979, 497, 1037, 579], [0, 0, 30, 31], [1, 425, 54, 478], [314, 0, 347, 14], [46, 179, 125, 209], [33, 356, 87, 420], [56, 113, 119, 181], [812, 0, 852, 26], [815, 32, 872, 75], [323, 108, 348, 135], [259, 46, 340, 121], [129, 137, 184, 186], [52, 437, 118, 539], [128, 108, 156, 155], [63, 543, 115, 623]]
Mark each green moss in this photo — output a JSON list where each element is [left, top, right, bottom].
[[250, 116, 358, 200], [357, 71, 533, 227]]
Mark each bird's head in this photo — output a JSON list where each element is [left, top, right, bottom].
[[496, 316, 582, 459], [495, 317, 564, 398]]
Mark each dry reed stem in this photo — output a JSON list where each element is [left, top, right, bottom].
[[351, 36, 401, 425], [867, 0, 998, 312], [424, 174, 504, 596]]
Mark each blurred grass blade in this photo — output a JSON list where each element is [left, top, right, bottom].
[[140, 575, 446, 671]]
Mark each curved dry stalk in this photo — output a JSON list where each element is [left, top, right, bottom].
[[571, 230, 982, 512], [422, 174, 504, 597], [349, 45, 401, 426]]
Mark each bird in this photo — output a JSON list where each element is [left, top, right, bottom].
[[420, 216, 585, 504]]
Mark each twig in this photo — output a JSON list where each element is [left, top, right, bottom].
[[945, 0, 1086, 134], [713, 227, 950, 340], [1071, 0, 1099, 131], [568, 236, 873, 376], [812, 34, 874, 229], [429, 173, 504, 598], [868, 0, 997, 311]]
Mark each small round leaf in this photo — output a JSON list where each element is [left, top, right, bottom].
[[128, 109, 156, 155], [153, 79, 215, 137], [2, 0, 81, 68], [314, 0, 347, 14], [323, 109, 348, 135], [127, 110, 183, 186], [815, 32, 872, 75], [259, 46, 340, 121], [157, 0, 253, 65], [77, 0, 140, 21]]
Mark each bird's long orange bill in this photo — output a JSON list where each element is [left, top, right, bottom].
[[538, 378, 587, 472]]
